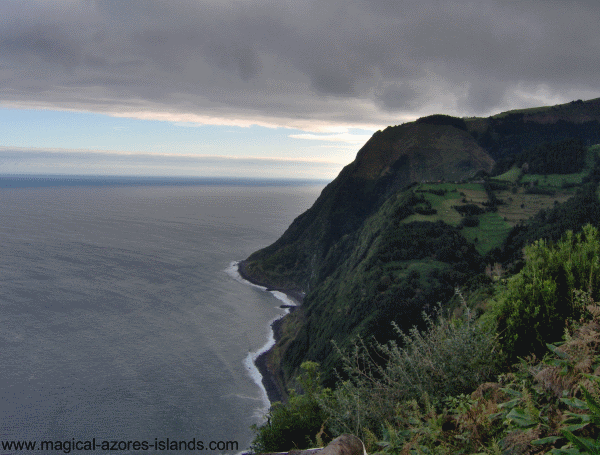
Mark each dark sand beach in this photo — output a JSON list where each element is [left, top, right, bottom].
[[237, 260, 303, 404]]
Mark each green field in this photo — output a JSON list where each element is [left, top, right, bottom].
[[461, 212, 512, 255], [495, 167, 522, 183], [403, 184, 466, 225], [402, 183, 516, 254], [397, 169, 588, 255]]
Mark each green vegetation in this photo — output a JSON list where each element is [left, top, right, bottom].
[[248, 144, 600, 391], [518, 145, 599, 190], [244, 117, 497, 292], [489, 224, 600, 362], [492, 138, 587, 176], [495, 166, 522, 183], [326, 302, 499, 435], [281, 213, 484, 386], [490, 104, 555, 118], [244, 98, 600, 454], [415, 114, 468, 131], [252, 225, 600, 455], [471, 98, 600, 162], [496, 179, 600, 268], [461, 211, 511, 255], [489, 98, 600, 120], [522, 173, 585, 188], [250, 362, 333, 452]]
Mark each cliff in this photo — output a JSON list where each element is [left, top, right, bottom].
[[243, 98, 600, 392], [244, 118, 494, 292]]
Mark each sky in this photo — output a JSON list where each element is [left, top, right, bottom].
[[1, 0, 600, 179]]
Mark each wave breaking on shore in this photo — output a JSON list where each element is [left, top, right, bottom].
[[224, 261, 297, 417]]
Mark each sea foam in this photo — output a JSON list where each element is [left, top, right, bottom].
[[224, 261, 297, 418]]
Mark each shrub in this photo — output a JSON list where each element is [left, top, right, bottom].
[[325, 302, 499, 438], [356, 301, 600, 455], [414, 207, 438, 215], [490, 224, 600, 362], [250, 362, 333, 452], [524, 187, 556, 196], [454, 204, 486, 216]]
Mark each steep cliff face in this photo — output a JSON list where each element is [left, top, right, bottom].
[[241, 117, 496, 391], [244, 119, 494, 294], [243, 99, 600, 392], [352, 123, 494, 181]]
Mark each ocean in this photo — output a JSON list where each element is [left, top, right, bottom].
[[0, 176, 326, 454]]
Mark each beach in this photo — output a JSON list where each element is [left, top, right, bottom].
[[235, 260, 304, 405]]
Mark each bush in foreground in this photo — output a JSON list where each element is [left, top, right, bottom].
[[490, 223, 600, 362], [250, 362, 332, 453], [324, 300, 499, 440]]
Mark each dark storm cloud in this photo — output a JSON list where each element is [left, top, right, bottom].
[[1, 0, 600, 129], [1, 25, 83, 70]]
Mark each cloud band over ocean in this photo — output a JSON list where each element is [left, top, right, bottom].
[[0, 147, 343, 178]]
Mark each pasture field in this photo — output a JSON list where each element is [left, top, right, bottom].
[[495, 187, 572, 226], [398, 155, 597, 255], [460, 187, 488, 204], [403, 189, 462, 226], [401, 180, 579, 255], [461, 212, 512, 255]]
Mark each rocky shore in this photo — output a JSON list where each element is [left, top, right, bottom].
[[237, 260, 303, 404]]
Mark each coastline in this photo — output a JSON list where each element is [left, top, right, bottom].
[[252, 306, 296, 404], [236, 260, 304, 405], [237, 260, 305, 304]]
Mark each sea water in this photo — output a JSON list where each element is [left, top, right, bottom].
[[0, 177, 326, 454]]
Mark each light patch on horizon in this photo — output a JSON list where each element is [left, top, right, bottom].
[[0, 146, 345, 179], [0, 107, 365, 178], [2, 100, 387, 134], [289, 132, 373, 144]]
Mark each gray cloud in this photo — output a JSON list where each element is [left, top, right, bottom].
[[1, 0, 600, 129]]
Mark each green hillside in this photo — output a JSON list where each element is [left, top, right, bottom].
[[244, 118, 494, 294], [252, 223, 600, 455], [242, 98, 600, 401]]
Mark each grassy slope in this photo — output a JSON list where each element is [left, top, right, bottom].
[[489, 97, 600, 121], [397, 146, 600, 255], [276, 145, 600, 385]]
